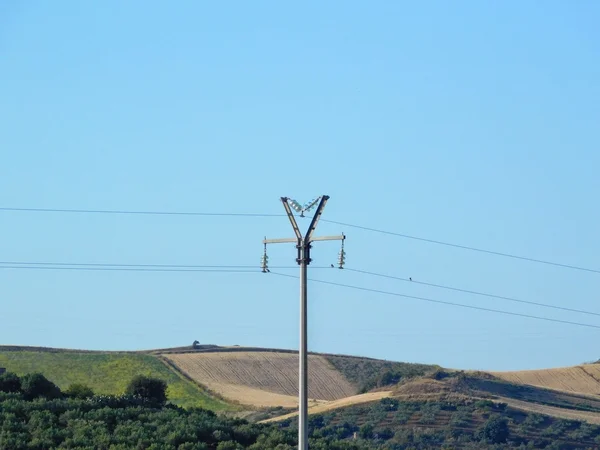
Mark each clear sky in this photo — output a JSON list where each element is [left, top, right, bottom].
[[1, 1, 599, 371]]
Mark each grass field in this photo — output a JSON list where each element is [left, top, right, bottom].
[[0, 351, 232, 410], [164, 351, 356, 407]]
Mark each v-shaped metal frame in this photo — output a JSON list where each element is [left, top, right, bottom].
[[263, 196, 345, 264]]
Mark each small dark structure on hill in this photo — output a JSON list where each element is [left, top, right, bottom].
[[192, 340, 200, 349]]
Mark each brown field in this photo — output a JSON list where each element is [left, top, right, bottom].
[[491, 364, 600, 396], [164, 351, 356, 407]]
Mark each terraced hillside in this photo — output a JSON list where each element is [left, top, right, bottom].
[[163, 351, 356, 407], [0, 350, 231, 410], [491, 364, 600, 396], [275, 396, 600, 449], [265, 371, 600, 425], [6, 342, 600, 427]]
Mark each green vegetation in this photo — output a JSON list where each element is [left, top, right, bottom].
[[454, 372, 600, 414], [64, 383, 94, 400], [0, 351, 231, 410], [0, 371, 261, 449], [20, 373, 62, 401], [283, 398, 600, 449], [2, 370, 600, 448], [325, 355, 436, 392], [126, 375, 168, 406]]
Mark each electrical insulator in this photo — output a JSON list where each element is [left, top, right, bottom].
[[303, 197, 320, 213], [288, 197, 322, 217], [289, 200, 302, 212], [261, 244, 269, 273], [337, 248, 346, 269]]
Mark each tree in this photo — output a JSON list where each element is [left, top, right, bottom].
[[65, 383, 94, 399], [20, 373, 62, 400], [216, 441, 243, 450], [358, 423, 374, 439], [378, 370, 401, 387], [126, 375, 167, 405], [0, 372, 21, 393], [479, 415, 509, 443]]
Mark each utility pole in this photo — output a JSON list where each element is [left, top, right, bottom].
[[262, 196, 346, 450]]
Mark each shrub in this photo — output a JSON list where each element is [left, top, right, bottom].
[[450, 410, 471, 427], [0, 372, 21, 393], [380, 398, 399, 411], [474, 400, 495, 410], [523, 413, 545, 428], [21, 373, 62, 400], [359, 422, 374, 439], [478, 415, 509, 443], [125, 375, 167, 406], [65, 383, 94, 399], [377, 427, 393, 440], [431, 369, 451, 380], [542, 419, 571, 438]]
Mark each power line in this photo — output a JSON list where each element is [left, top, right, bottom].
[[269, 272, 600, 330], [0, 207, 283, 218], [6, 257, 596, 318], [0, 261, 266, 269], [0, 266, 259, 273], [322, 219, 600, 275], [345, 267, 600, 318], [4, 206, 598, 275], [0, 262, 334, 272]]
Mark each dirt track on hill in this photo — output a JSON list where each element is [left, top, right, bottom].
[[261, 391, 392, 422], [164, 351, 356, 407], [496, 397, 600, 424]]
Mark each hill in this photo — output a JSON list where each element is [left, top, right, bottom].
[[162, 348, 435, 408], [264, 371, 600, 425], [0, 349, 231, 410], [278, 395, 600, 448], [491, 364, 600, 396], [6, 369, 600, 448], [5, 342, 600, 433], [163, 351, 355, 407]]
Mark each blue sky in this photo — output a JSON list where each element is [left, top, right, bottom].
[[1, 1, 599, 371]]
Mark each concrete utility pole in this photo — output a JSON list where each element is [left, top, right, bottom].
[[262, 196, 345, 450]]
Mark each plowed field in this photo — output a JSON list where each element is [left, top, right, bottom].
[[491, 364, 600, 396], [164, 351, 356, 407]]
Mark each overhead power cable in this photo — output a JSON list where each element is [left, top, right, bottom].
[[0, 266, 259, 273], [321, 219, 600, 275], [268, 272, 600, 330], [4, 258, 600, 318], [3, 206, 598, 275], [0, 207, 283, 218], [1, 261, 270, 269], [5, 261, 600, 316], [0, 262, 333, 272], [345, 267, 600, 318]]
